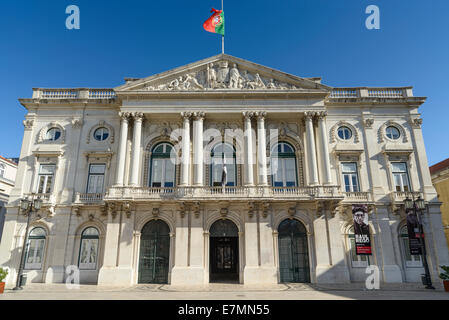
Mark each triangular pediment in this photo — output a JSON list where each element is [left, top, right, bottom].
[[115, 54, 331, 93]]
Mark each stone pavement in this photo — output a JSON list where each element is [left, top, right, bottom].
[[0, 282, 448, 300]]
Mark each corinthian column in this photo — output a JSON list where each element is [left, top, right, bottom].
[[243, 112, 255, 186], [193, 112, 205, 186], [256, 111, 268, 186], [180, 112, 192, 186], [304, 112, 319, 186], [115, 112, 130, 186], [317, 112, 332, 185], [130, 112, 144, 186]]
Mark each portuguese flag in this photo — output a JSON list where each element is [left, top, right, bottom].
[[203, 8, 225, 36]]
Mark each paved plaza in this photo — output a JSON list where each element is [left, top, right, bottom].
[[0, 283, 448, 300]]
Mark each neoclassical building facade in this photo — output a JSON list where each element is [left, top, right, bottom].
[[1, 54, 448, 286]]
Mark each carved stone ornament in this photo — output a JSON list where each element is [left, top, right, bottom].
[[107, 203, 117, 219], [73, 206, 81, 217], [410, 117, 423, 129], [248, 202, 256, 219], [364, 118, 374, 129], [288, 206, 297, 218], [141, 61, 299, 92], [193, 202, 201, 219], [71, 118, 83, 129], [23, 119, 34, 130], [260, 202, 270, 218], [152, 207, 160, 218]]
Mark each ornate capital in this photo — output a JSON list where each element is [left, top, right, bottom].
[[119, 112, 131, 122], [410, 117, 423, 129], [242, 111, 255, 120], [192, 111, 205, 121], [23, 119, 34, 130], [132, 112, 144, 121], [181, 112, 193, 121], [303, 112, 315, 121], [316, 111, 327, 121], [363, 118, 374, 129], [255, 111, 267, 121]]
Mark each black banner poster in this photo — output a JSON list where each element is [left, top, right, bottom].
[[406, 208, 423, 255], [352, 205, 372, 255]]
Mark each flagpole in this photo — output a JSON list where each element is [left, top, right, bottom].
[[222, 0, 224, 54]]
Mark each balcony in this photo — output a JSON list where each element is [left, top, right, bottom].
[[104, 186, 343, 202], [343, 192, 372, 203], [74, 193, 105, 205], [390, 191, 423, 203]]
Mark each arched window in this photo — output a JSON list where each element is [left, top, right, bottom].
[[347, 227, 369, 268], [399, 226, 423, 268], [150, 143, 176, 188], [79, 227, 100, 270], [271, 142, 297, 187], [25, 227, 47, 270], [210, 143, 237, 187]]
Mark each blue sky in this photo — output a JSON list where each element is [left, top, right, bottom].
[[1, 0, 448, 166]]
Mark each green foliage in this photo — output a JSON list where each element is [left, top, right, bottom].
[[0, 268, 8, 282], [439, 265, 449, 281]]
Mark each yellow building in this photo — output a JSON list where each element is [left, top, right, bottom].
[[430, 158, 449, 249]]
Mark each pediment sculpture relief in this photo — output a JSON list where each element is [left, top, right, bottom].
[[142, 61, 299, 91]]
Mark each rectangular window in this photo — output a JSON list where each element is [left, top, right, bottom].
[[37, 164, 55, 194], [87, 164, 106, 194], [342, 162, 360, 192], [392, 162, 410, 192], [79, 238, 99, 270], [24, 238, 45, 270]]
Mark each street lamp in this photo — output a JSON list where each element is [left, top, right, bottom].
[[13, 195, 43, 291], [404, 195, 435, 290]]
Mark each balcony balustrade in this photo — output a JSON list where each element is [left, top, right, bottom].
[[74, 192, 105, 204], [329, 87, 412, 99], [390, 191, 423, 203], [104, 185, 343, 202]]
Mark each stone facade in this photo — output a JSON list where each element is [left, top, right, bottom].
[[430, 159, 449, 249], [1, 54, 448, 287]]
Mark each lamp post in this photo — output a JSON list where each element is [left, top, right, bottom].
[[13, 195, 43, 291], [404, 195, 435, 290]]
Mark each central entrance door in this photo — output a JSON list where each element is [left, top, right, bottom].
[[209, 219, 239, 283], [138, 220, 170, 284], [278, 219, 310, 283]]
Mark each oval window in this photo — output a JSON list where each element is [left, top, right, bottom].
[[46, 128, 61, 141], [94, 127, 109, 141], [386, 126, 400, 140], [337, 126, 352, 140]]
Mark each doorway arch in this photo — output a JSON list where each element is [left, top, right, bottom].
[[209, 219, 239, 283], [138, 220, 170, 284], [278, 219, 310, 283]]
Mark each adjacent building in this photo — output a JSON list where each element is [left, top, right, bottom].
[[0, 156, 17, 243], [0, 54, 448, 287], [430, 158, 449, 249]]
